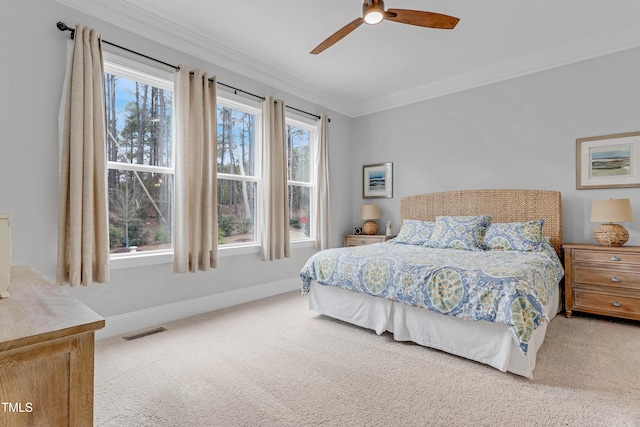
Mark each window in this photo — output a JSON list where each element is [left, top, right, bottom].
[[217, 97, 260, 246], [215, 101, 318, 247], [103, 54, 174, 258], [103, 53, 317, 264], [286, 118, 315, 241]]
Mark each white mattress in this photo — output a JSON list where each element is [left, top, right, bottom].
[[308, 281, 560, 378]]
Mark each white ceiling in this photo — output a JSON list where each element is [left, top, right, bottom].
[[56, 0, 640, 117]]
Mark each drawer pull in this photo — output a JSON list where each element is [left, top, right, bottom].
[[611, 301, 623, 307], [610, 277, 622, 283], [360, 240, 366, 244], [610, 256, 621, 261]]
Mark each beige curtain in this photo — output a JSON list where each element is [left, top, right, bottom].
[[260, 97, 290, 260], [173, 67, 218, 273], [56, 24, 110, 286], [314, 115, 331, 250]]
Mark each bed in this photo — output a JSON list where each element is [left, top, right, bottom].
[[300, 189, 564, 378]]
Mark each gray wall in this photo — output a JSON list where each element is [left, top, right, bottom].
[[3, 0, 640, 320], [352, 48, 640, 246], [0, 0, 352, 317]]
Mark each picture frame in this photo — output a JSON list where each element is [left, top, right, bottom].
[[576, 131, 640, 189], [363, 162, 393, 199]]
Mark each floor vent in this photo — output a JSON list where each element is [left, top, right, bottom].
[[122, 327, 167, 341]]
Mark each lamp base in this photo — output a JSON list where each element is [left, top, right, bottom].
[[594, 223, 629, 247], [362, 220, 378, 235]]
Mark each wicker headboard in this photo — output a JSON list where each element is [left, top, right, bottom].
[[400, 189, 563, 255]]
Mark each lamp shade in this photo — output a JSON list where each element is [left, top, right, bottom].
[[360, 204, 380, 220], [590, 199, 634, 223]]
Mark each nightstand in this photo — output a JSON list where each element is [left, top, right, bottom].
[[563, 243, 640, 320], [344, 234, 393, 247]]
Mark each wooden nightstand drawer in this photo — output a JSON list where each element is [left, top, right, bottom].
[[572, 249, 640, 266], [573, 290, 640, 318], [573, 267, 640, 290], [344, 234, 390, 247]]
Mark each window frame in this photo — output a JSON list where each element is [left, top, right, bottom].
[[103, 52, 176, 268], [285, 114, 317, 243], [216, 94, 262, 249]]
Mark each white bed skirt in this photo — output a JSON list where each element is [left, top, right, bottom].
[[308, 282, 560, 378]]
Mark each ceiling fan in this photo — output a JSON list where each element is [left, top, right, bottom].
[[310, 0, 460, 54]]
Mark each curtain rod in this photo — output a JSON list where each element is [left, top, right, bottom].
[[56, 22, 329, 122]]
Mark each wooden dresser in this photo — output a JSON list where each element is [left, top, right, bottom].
[[0, 266, 105, 426], [344, 234, 393, 247], [563, 243, 640, 320]]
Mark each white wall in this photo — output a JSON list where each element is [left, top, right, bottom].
[[352, 48, 640, 246], [0, 0, 353, 320]]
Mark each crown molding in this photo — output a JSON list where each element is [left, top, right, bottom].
[[54, 0, 355, 116], [351, 24, 640, 117], [55, 0, 640, 118]]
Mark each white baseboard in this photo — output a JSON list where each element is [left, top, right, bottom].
[[95, 277, 300, 340]]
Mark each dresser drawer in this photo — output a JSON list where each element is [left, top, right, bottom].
[[573, 290, 640, 319], [572, 249, 640, 266], [344, 235, 385, 246], [573, 267, 640, 290]]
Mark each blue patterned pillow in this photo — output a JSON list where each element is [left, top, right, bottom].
[[483, 220, 545, 251], [426, 215, 492, 251], [393, 220, 435, 245]]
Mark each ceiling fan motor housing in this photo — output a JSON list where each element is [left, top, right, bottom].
[[363, 0, 385, 24]]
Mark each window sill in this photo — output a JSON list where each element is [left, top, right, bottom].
[[291, 239, 316, 249], [110, 250, 173, 270], [109, 239, 316, 269]]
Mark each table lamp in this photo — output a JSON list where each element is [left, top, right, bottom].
[[591, 198, 634, 247], [360, 204, 381, 235]]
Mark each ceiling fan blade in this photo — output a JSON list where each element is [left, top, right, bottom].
[[310, 17, 364, 54], [386, 9, 459, 29]]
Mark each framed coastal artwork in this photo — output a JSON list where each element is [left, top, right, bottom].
[[363, 162, 393, 198], [576, 131, 640, 189]]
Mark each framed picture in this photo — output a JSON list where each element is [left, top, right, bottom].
[[576, 131, 640, 189], [363, 162, 393, 198]]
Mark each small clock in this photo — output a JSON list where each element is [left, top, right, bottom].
[[354, 227, 362, 235]]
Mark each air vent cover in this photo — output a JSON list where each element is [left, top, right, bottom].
[[122, 327, 167, 341]]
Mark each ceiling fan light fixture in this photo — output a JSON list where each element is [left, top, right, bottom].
[[310, 0, 459, 54], [363, 1, 385, 25], [364, 10, 383, 24]]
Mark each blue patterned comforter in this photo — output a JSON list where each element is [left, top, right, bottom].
[[300, 240, 564, 354]]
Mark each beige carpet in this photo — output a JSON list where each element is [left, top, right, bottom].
[[94, 291, 640, 426]]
